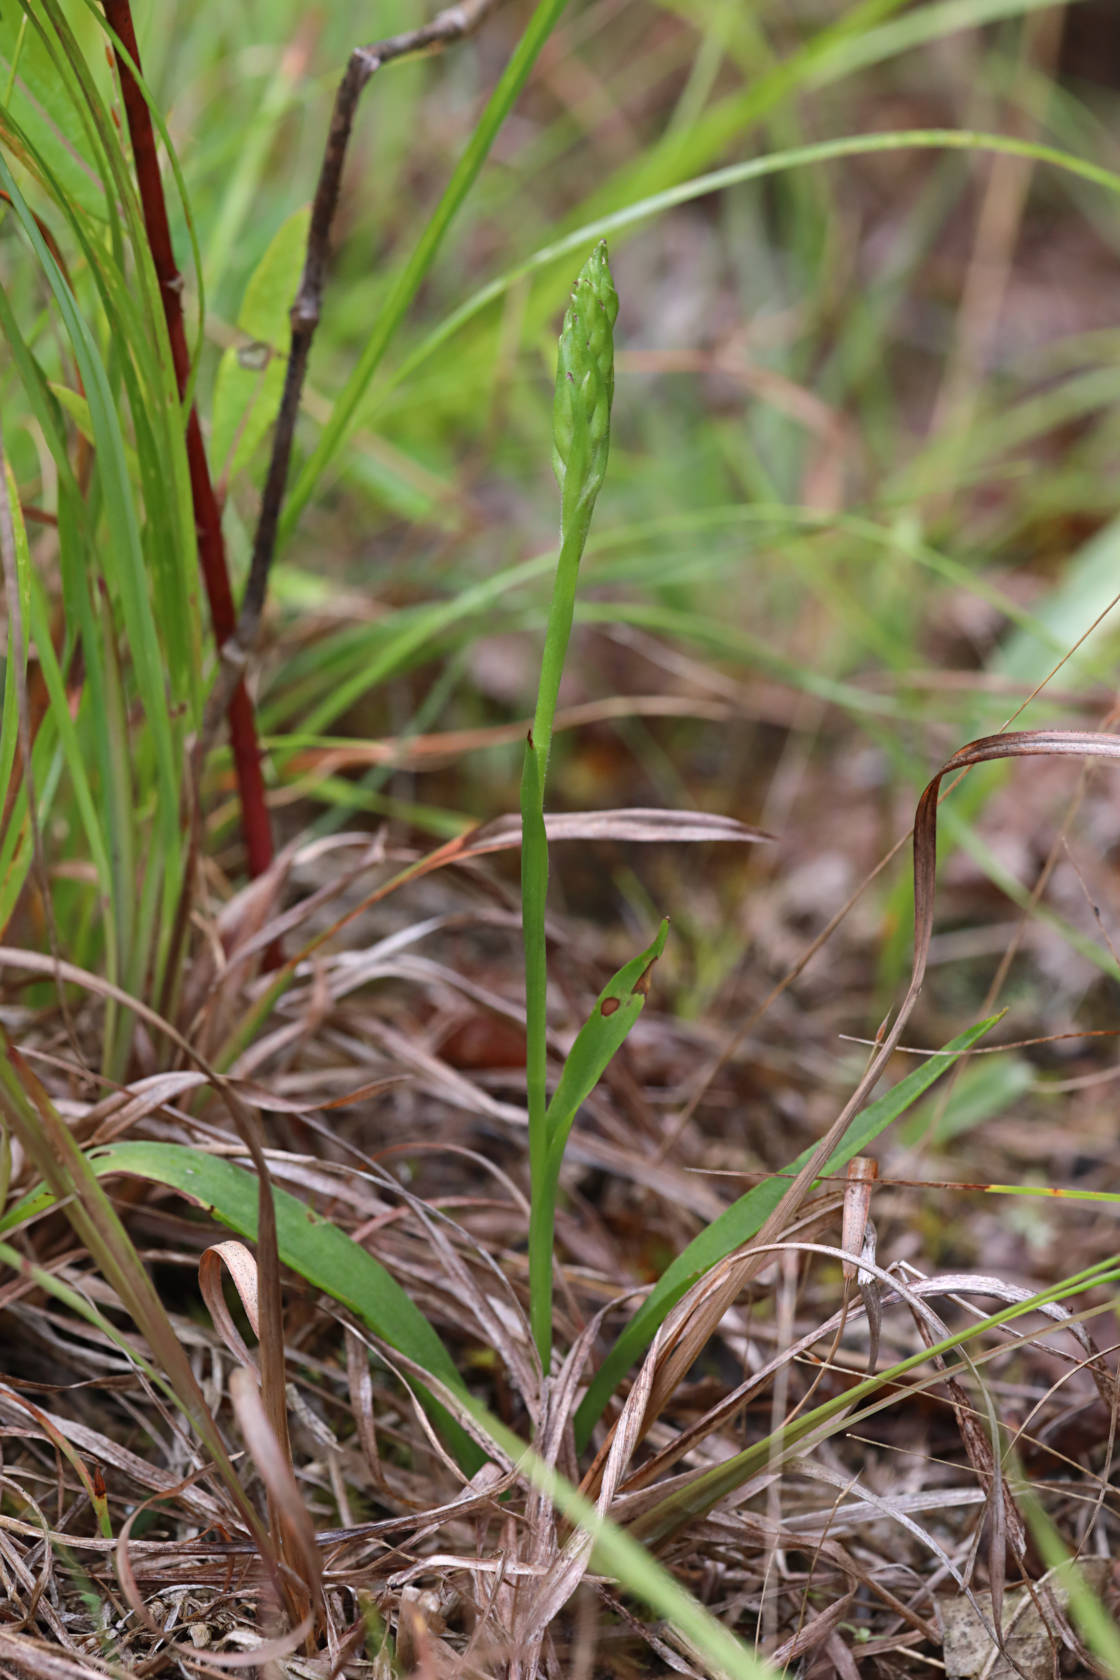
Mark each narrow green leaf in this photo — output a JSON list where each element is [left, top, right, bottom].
[[0, 156, 182, 884], [1020, 1496, 1120, 1675], [546, 918, 669, 1173], [0, 458, 30, 842], [48, 382, 140, 480], [574, 1015, 999, 1446], [0, 6, 111, 218]]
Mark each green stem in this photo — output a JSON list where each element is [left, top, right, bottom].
[[521, 744, 551, 1363], [522, 244, 617, 1370], [532, 523, 589, 777]]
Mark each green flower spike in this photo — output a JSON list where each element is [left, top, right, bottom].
[[552, 240, 619, 533]]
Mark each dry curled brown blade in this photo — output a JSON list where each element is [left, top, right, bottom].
[[199, 1241, 262, 1372]]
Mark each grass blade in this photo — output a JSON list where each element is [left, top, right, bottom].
[[392, 129, 1120, 402]]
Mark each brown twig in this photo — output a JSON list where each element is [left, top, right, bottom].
[[200, 0, 502, 753], [102, 2, 274, 881]]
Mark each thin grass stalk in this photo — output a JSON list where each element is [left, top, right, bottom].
[[522, 243, 617, 1366], [100, 0, 274, 880], [0, 433, 78, 1056]]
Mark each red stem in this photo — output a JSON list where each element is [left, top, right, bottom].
[[102, 1, 274, 879]]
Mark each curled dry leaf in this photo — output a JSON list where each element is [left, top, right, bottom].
[[199, 1240, 261, 1372]]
